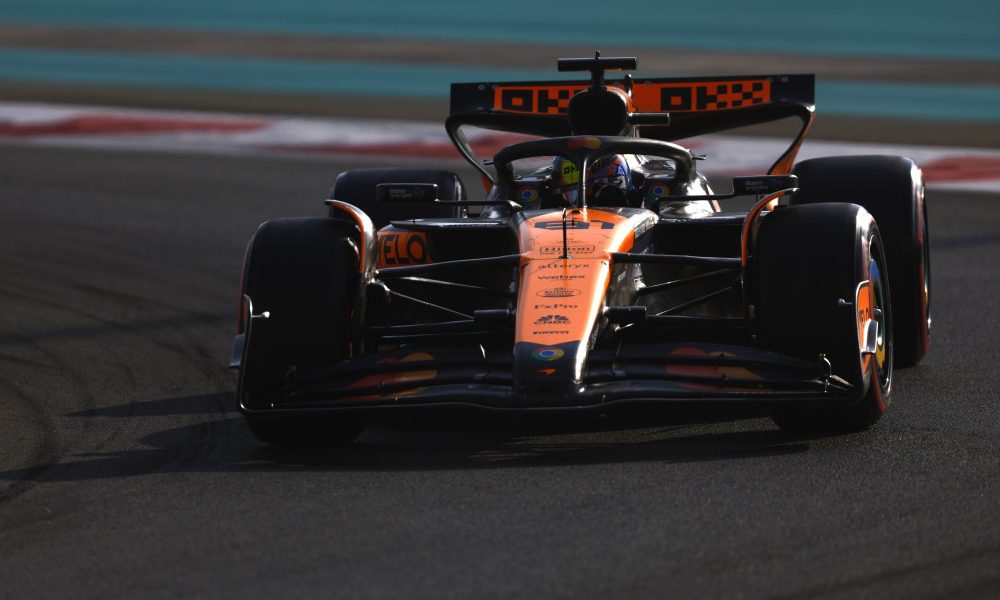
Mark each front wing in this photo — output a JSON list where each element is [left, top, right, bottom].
[[237, 339, 860, 416]]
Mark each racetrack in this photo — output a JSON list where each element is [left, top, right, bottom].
[[1, 143, 998, 598]]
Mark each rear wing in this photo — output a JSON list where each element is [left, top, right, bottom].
[[447, 73, 815, 182]]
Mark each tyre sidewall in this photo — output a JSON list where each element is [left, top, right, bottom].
[[238, 217, 361, 411], [756, 203, 892, 429], [792, 155, 928, 366]]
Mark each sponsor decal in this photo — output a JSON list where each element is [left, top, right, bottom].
[[534, 314, 570, 325], [518, 186, 539, 204], [857, 284, 873, 330], [537, 287, 582, 298], [633, 214, 657, 238], [380, 185, 434, 202], [532, 330, 570, 335], [538, 368, 557, 376], [633, 79, 772, 112], [494, 85, 582, 115], [537, 244, 596, 255], [538, 274, 585, 280], [533, 303, 578, 309], [855, 280, 873, 359], [557, 160, 580, 184], [535, 220, 614, 230], [493, 80, 771, 115], [535, 262, 591, 270], [531, 347, 565, 361], [647, 184, 668, 199], [740, 179, 769, 193], [378, 231, 429, 266]]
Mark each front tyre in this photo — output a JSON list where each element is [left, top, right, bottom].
[[755, 203, 893, 432], [237, 217, 365, 445], [792, 155, 929, 367]]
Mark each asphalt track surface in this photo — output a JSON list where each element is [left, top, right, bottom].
[[1, 142, 999, 599]]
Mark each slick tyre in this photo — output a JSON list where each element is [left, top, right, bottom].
[[237, 217, 364, 445], [328, 168, 467, 230], [755, 203, 893, 432], [792, 156, 929, 367]]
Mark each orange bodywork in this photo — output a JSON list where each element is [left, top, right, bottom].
[[631, 79, 772, 113], [343, 352, 437, 401], [665, 346, 764, 393], [514, 209, 637, 346], [490, 79, 773, 115], [768, 112, 815, 176]]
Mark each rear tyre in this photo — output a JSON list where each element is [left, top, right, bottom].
[[237, 217, 365, 445], [792, 155, 929, 367], [328, 168, 467, 230], [755, 203, 893, 432]]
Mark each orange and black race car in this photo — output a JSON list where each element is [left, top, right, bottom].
[[230, 54, 931, 445]]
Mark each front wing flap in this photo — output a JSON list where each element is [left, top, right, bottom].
[[242, 341, 857, 414]]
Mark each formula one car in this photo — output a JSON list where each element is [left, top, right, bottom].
[[231, 54, 930, 445]]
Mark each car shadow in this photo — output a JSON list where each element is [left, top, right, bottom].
[[0, 391, 854, 484], [254, 418, 818, 471]]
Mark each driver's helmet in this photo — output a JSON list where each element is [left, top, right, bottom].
[[549, 154, 633, 206]]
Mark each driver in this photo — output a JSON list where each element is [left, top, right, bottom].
[[549, 154, 633, 206]]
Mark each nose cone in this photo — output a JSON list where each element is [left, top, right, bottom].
[[512, 208, 640, 404], [513, 341, 585, 403]]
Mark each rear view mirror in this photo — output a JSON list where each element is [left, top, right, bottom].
[[732, 175, 798, 196], [375, 183, 439, 203]]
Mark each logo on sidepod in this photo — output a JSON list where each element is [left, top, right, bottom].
[[531, 347, 565, 361], [537, 287, 582, 298]]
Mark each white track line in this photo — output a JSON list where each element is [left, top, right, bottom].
[[1, 101, 997, 192]]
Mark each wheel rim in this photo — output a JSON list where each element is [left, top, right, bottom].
[[869, 244, 892, 391]]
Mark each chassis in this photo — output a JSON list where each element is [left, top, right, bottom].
[[231, 55, 931, 444]]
